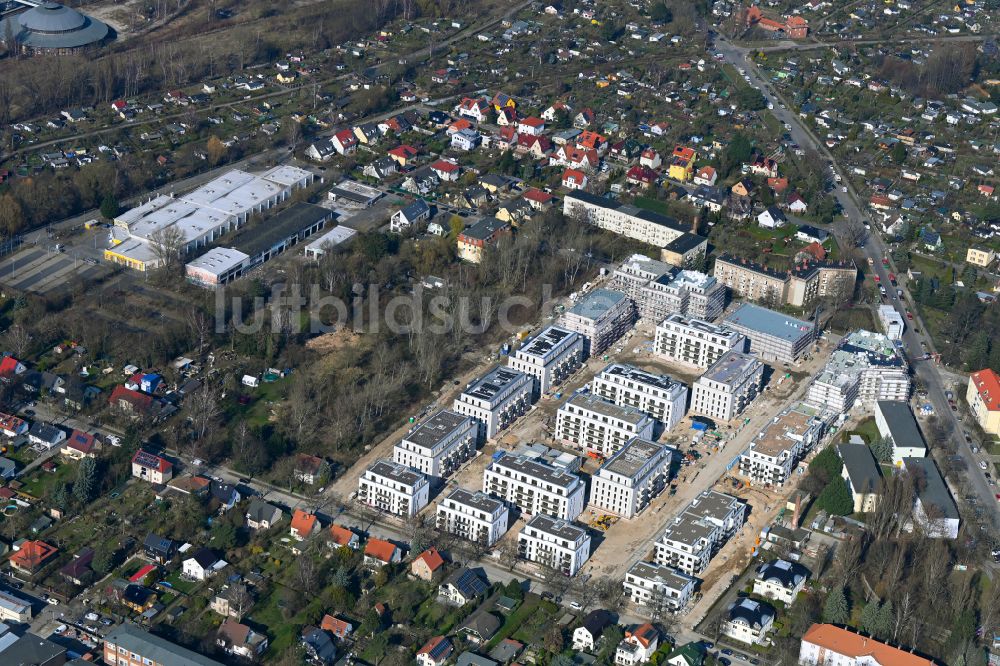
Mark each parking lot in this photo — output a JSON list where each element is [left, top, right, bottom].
[[0, 243, 111, 295]]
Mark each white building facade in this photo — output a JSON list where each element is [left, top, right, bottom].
[[555, 393, 656, 458], [654, 314, 745, 369], [654, 490, 746, 575], [393, 410, 477, 478], [589, 438, 673, 519], [517, 514, 592, 576], [435, 488, 510, 547], [507, 326, 585, 396], [483, 453, 587, 520], [591, 363, 689, 431], [623, 561, 697, 612], [690, 351, 765, 422], [357, 459, 430, 518], [453, 367, 533, 442], [739, 408, 826, 487], [558, 289, 635, 358]]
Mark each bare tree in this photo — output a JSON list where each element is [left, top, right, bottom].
[[843, 216, 867, 248], [226, 582, 253, 619], [186, 386, 220, 441], [3, 323, 31, 358]]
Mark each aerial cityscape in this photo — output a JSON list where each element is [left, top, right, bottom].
[[0, 0, 997, 664]]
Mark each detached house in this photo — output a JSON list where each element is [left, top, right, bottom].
[[290, 509, 320, 541], [28, 422, 66, 450], [517, 117, 545, 136], [305, 138, 337, 162], [563, 169, 588, 190], [430, 159, 461, 182], [573, 610, 614, 652], [390, 199, 431, 233], [0, 356, 26, 381], [417, 636, 454, 666], [693, 166, 717, 186], [329, 525, 361, 550], [331, 129, 358, 156], [616, 623, 659, 666], [757, 206, 788, 229], [411, 547, 445, 581], [387, 144, 419, 166], [293, 453, 330, 485], [245, 498, 283, 530], [364, 538, 402, 568], [131, 450, 172, 484], [61, 430, 98, 460], [182, 547, 226, 581], [457, 97, 490, 122], [217, 619, 268, 659]]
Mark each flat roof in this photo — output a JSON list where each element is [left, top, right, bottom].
[[566, 288, 628, 320], [724, 303, 814, 343], [463, 367, 527, 403], [445, 487, 505, 514], [661, 313, 741, 339], [628, 560, 696, 589], [690, 489, 742, 523], [601, 438, 671, 478], [565, 190, 690, 234], [837, 443, 881, 493], [367, 459, 427, 487], [751, 409, 816, 457], [516, 325, 578, 361], [305, 225, 357, 251], [598, 363, 684, 393], [330, 179, 383, 205], [258, 164, 313, 187], [524, 514, 587, 542], [876, 401, 925, 448], [701, 350, 761, 386], [563, 393, 653, 425], [903, 457, 958, 520], [233, 202, 331, 258], [617, 253, 674, 280], [665, 232, 708, 254], [405, 410, 472, 449], [185, 248, 249, 277], [490, 453, 580, 489]]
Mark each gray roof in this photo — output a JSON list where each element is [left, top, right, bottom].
[[405, 410, 473, 450], [728, 597, 775, 629], [567, 288, 628, 320], [246, 498, 282, 523], [876, 401, 925, 449], [724, 303, 814, 342], [461, 611, 502, 640], [2, 2, 109, 50], [443, 567, 490, 598], [104, 624, 225, 666], [523, 514, 588, 543], [837, 443, 881, 494], [457, 653, 500, 666], [903, 457, 959, 520], [444, 488, 504, 515], [756, 559, 810, 589], [0, 633, 65, 665]]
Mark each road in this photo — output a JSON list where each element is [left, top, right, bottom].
[[754, 31, 998, 52], [716, 35, 997, 527]]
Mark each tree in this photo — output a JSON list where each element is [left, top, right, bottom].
[[226, 582, 253, 619], [870, 436, 892, 464], [92, 544, 116, 575], [148, 224, 186, 271], [823, 586, 849, 624], [809, 446, 843, 484], [207, 136, 227, 165], [100, 194, 119, 220], [213, 521, 238, 550], [816, 478, 854, 515], [544, 625, 564, 653], [859, 600, 881, 635], [73, 457, 97, 504], [649, 1, 673, 22], [0, 194, 25, 237], [891, 142, 907, 164]]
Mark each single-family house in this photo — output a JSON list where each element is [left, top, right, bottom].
[[182, 547, 225, 581], [143, 533, 176, 564], [439, 567, 489, 606], [418, 636, 454, 666], [460, 611, 502, 645], [431, 159, 461, 182], [364, 538, 402, 568], [390, 199, 431, 233], [573, 610, 614, 652], [27, 423, 66, 450], [293, 453, 330, 485], [411, 547, 445, 581], [217, 619, 268, 658], [753, 559, 810, 604], [331, 129, 358, 156], [301, 626, 337, 665], [246, 498, 283, 530], [321, 614, 354, 639], [61, 430, 98, 460], [723, 598, 775, 645], [616, 623, 659, 665], [693, 166, 717, 186], [131, 450, 172, 484], [9, 540, 58, 574], [563, 169, 588, 190], [758, 206, 788, 229], [305, 139, 337, 162], [290, 509, 320, 541], [329, 525, 361, 550]]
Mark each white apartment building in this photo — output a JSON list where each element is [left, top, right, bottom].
[[723, 303, 816, 364], [453, 367, 533, 442], [610, 255, 725, 323], [483, 453, 587, 520], [507, 325, 585, 396], [690, 350, 765, 422], [591, 363, 689, 431], [877, 304, 905, 340], [555, 393, 656, 458], [357, 459, 430, 518], [563, 191, 697, 251], [517, 514, 592, 576], [654, 490, 746, 575], [622, 561, 697, 612], [753, 559, 810, 604], [739, 408, 826, 487], [436, 487, 510, 547], [393, 409, 477, 478], [875, 400, 927, 464], [589, 438, 673, 519], [654, 314, 746, 369], [805, 330, 910, 413], [558, 289, 635, 357], [799, 623, 938, 666]]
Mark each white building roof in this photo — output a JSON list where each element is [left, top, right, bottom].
[[186, 248, 249, 277]]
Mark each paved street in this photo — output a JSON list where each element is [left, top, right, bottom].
[[715, 35, 996, 527]]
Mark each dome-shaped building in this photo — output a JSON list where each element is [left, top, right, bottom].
[[0, 1, 111, 55]]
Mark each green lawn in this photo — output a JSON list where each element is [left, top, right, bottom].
[[633, 197, 672, 216], [163, 571, 199, 595], [484, 596, 549, 651], [19, 461, 76, 499]]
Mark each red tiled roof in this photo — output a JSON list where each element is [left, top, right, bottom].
[[132, 450, 172, 473], [0, 357, 21, 377], [110, 385, 153, 412], [291, 509, 318, 537], [130, 564, 158, 583], [520, 116, 544, 127], [430, 159, 459, 173], [10, 540, 58, 571], [65, 430, 97, 454], [329, 525, 356, 546], [801, 624, 935, 665], [971, 369, 1000, 411], [523, 188, 554, 204], [627, 623, 658, 648], [364, 538, 397, 562], [414, 547, 445, 572]]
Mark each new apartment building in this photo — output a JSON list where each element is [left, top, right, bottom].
[[563, 191, 707, 266], [357, 459, 430, 518], [690, 350, 765, 422], [877, 304, 905, 340], [554, 393, 656, 458], [723, 303, 816, 364], [453, 367, 533, 441], [591, 363, 689, 431], [589, 438, 673, 518], [517, 514, 592, 576], [393, 409, 477, 478], [623, 561, 697, 611], [713, 254, 856, 308], [507, 325, 585, 396], [739, 407, 826, 486], [558, 289, 635, 357], [654, 490, 747, 575], [436, 488, 510, 547], [610, 254, 725, 323], [805, 330, 910, 413], [483, 453, 587, 520], [654, 314, 746, 369]]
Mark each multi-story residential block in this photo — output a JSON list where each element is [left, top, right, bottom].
[[837, 442, 882, 512], [967, 247, 995, 267], [393, 410, 477, 478], [589, 438, 673, 518], [453, 367, 533, 442], [591, 363, 688, 431], [622, 560, 697, 612], [435, 488, 510, 547], [507, 325, 585, 396], [357, 459, 430, 518], [563, 191, 707, 267], [517, 514, 592, 576], [690, 350, 765, 422], [555, 393, 656, 458], [875, 400, 926, 465], [104, 624, 226, 666], [654, 490, 746, 575], [713, 254, 856, 308], [723, 303, 816, 364], [805, 330, 910, 413], [739, 407, 826, 486], [753, 559, 810, 604], [558, 289, 635, 357], [902, 456, 959, 539], [610, 254, 725, 323], [877, 304, 905, 340], [799, 623, 937, 666], [654, 314, 745, 369], [968, 368, 1000, 436], [483, 453, 587, 520]]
